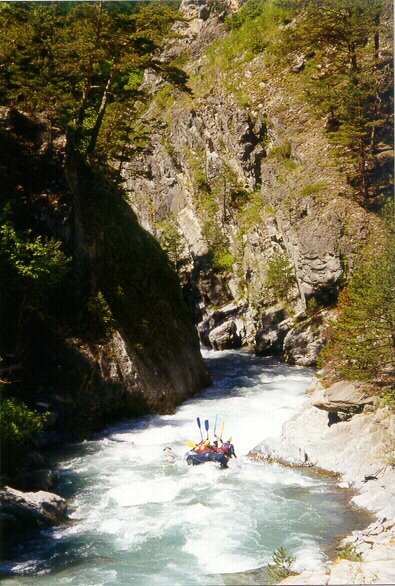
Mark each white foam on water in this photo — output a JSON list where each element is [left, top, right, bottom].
[[108, 477, 182, 507], [3, 350, 365, 586]]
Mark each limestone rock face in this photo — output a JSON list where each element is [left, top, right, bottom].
[[283, 314, 326, 366], [255, 308, 292, 356], [251, 383, 395, 520], [120, 0, 373, 363], [1, 107, 210, 442], [313, 381, 375, 413], [0, 486, 67, 530]]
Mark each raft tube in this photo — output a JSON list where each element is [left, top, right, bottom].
[[186, 450, 228, 468]]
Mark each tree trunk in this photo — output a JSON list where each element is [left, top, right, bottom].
[[73, 0, 105, 148], [74, 79, 92, 146], [86, 69, 115, 159], [374, 14, 380, 64]]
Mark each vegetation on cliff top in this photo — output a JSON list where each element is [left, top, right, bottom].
[[0, 0, 185, 163], [200, 0, 393, 210]]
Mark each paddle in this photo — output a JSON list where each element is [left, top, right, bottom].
[[196, 417, 203, 441], [204, 419, 209, 440], [186, 441, 196, 448], [220, 421, 225, 442], [214, 414, 218, 437]]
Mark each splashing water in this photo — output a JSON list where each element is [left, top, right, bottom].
[[1, 350, 367, 585]]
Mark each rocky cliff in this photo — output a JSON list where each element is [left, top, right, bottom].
[[120, 0, 391, 366], [0, 107, 209, 447]]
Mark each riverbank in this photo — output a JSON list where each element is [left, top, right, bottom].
[[250, 379, 395, 585]]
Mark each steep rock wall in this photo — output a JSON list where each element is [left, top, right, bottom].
[[0, 107, 210, 438], [121, 0, 375, 364]]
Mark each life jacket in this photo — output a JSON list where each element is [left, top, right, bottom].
[[220, 442, 235, 457], [194, 441, 213, 453]]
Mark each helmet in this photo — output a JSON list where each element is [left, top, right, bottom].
[[227, 437, 232, 443], [204, 440, 210, 446]]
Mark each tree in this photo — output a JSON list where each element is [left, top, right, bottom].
[[157, 214, 184, 273], [0, 223, 70, 360], [265, 250, 296, 302], [321, 231, 395, 383], [0, 1, 188, 160], [0, 396, 50, 471], [267, 547, 295, 584], [278, 0, 393, 207]]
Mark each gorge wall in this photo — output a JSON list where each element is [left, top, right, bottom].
[[0, 107, 209, 446], [121, 0, 390, 366]]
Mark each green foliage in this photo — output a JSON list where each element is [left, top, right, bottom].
[[212, 249, 235, 273], [155, 84, 175, 110], [382, 388, 395, 409], [300, 181, 328, 198], [187, 148, 208, 191], [156, 214, 184, 272], [338, 543, 363, 562], [268, 141, 292, 160], [87, 291, 116, 334], [278, 0, 393, 207], [321, 231, 395, 383], [0, 397, 49, 446], [265, 250, 296, 302], [0, 1, 185, 159], [206, 0, 291, 72], [306, 297, 321, 317], [267, 546, 296, 584], [238, 190, 265, 231], [0, 224, 69, 286]]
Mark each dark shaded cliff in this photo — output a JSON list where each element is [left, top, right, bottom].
[[0, 107, 210, 444]]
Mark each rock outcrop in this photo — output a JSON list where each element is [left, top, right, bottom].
[[0, 107, 210, 447], [120, 0, 375, 364], [312, 381, 375, 415], [0, 486, 68, 531], [250, 379, 395, 585]]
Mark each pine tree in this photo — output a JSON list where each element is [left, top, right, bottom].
[[0, 1, 187, 160], [278, 0, 393, 207], [322, 231, 395, 383]]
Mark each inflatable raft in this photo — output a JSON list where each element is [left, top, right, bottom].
[[186, 450, 229, 468]]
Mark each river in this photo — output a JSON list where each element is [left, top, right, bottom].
[[2, 349, 367, 585]]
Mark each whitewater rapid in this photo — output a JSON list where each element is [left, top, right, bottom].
[[2, 349, 366, 585]]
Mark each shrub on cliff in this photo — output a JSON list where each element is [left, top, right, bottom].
[[321, 231, 395, 384], [0, 222, 70, 362], [0, 396, 49, 472], [265, 250, 297, 303]]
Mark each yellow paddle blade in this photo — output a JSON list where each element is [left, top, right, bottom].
[[185, 441, 196, 448], [221, 422, 225, 438]]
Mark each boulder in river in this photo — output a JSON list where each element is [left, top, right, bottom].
[[13, 468, 60, 492], [208, 319, 241, 350], [0, 486, 68, 531], [255, 307, 292, 356]]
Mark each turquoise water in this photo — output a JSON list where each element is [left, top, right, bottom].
[[1, 350, 367, 585]]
